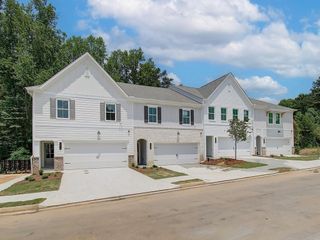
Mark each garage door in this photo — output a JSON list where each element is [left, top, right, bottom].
[[218, 137, 251, 157], [154, 143, 198, 165], [64, 142, 127, 170], [266, 138, 291, 155]]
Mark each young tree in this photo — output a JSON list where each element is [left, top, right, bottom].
[[227, 118, 250, 160]]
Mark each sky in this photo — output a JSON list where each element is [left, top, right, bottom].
[[30, 0, 320, 103]]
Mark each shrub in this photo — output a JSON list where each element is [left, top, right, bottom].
[[143, 166, 147, 169], [152, 165, 158, 168], [39, 169, 43, 176], [280, 154, 284, 157], [42, 175, 48, 179], [26, 176, 35, 182], [131, 163, 135, 168], [270, 154, 275, 158], [8, 147, 30, 161]]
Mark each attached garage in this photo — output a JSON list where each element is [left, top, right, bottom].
[[266, 138, 291, 155], [218, 137, 251, 157], [64, 142, 128, 170], [154, 143, 199, 165]]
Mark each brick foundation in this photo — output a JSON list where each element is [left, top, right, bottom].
[[54, 157, 64, 171], [32, 157, 40, 175]]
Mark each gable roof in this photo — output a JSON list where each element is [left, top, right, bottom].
[[250, 98, 294, 112], [117, 82, 200, 105], [26, 52, 128, 97], [172, 73, 295, 112]]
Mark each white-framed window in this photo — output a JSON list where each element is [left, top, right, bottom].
[[276, 113, 281, 124], [221, 107, 227, 121], [268, 112, 273, 124], [244, 110, 249, 122], [233, 109, 238, 120], [148, 106, 157, 123], [56, 99, 69, 119], [106, 103, 116, 121], [208, 106, 215, 120], [182, 109, 191, 124]]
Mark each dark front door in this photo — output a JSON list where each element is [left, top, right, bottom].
[[44, 142, 54, 169]]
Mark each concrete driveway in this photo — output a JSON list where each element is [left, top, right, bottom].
[[42, 168, 177, 206]]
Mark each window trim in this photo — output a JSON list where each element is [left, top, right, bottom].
[[56, 99, 70, 119], [232, 108, 238, 120], [208, 106, 215, 121], [147, 105, 158, 124], [268, 112, 274, 124], [275, 112, 281, 124], [105, 103, 117, 122], [182, 108, 191, 125], [221, 107, 227, 122]]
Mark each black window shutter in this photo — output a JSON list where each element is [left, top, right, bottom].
[[191, 110, 194, 125], [157, 107, 161, 124], [179, 109, 183, 124], [144, 106, 148, 123]]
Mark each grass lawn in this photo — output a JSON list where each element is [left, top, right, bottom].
[[133, 167, 186, 179], [0, 172, 62, 196], [271, 155, 319, 161], [231, 161, 267, 169], [173, 178, 203, 185], [202, 159, 267, 169], [0, 198, 46, 208]]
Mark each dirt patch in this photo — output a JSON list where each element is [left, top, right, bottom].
[[201, 158, 246, 166], [29, 172, 62, 182], [0, 175, 23, 185], [132, 167, 186, 179]]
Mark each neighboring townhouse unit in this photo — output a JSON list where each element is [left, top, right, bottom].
[[26, 53, 294, 172]]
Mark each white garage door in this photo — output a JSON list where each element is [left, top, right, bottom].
[[218, 137, 251, 157], [154, 143, 198, 165], [266, 138, 291, 155], [64, 142, 127, 170]]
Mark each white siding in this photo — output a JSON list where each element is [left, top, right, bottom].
[[203, 77, 254, 158], [32, 60, 134, 159]]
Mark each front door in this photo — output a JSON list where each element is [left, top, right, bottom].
[[44, 142, 54, 169]]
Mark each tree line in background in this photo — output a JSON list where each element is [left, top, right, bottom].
[[279, 77, 320, 151], [0, 0, 173, 160], [1, 0, 319, 160]]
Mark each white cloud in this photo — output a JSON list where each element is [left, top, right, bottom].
[[258, 97, 279, 104], [237, 75, 287, 95], [87, 0, 320, 78], [167, 72, 181, 85]]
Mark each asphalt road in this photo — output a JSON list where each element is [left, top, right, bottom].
[[1, 170, 320, 240]]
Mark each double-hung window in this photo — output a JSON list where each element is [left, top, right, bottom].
[[208, 107, 215, 120], [221, 108, 227, 121], [106, 103, 116, 121], [57, 99, 69, 119], [268, 112, 273, 124], [244, 110, 249, 122], [275, 113, 281, 124], [182, 109, 191, 124], [148, 106, 157, 123], [233, 109, 238, 120]]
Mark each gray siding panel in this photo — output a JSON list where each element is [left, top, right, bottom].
[[100, 102, 105, 121], [50, 98, 56, 119], [116, 103, 121, 122], [70, 100, 75, 120]]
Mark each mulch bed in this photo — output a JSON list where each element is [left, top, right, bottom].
[[201, 158, 246, 166], [27, 172, 63, 182]]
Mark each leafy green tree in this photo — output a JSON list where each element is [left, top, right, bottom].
[[227, 118, 250, 160], [105, 48, 172, 87]]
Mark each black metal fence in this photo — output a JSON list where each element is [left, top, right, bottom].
[[0, 160, 31, 173]]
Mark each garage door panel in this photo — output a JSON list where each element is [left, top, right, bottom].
[[266, 139, 291, 155], [154, 143, 198, 165], [64, 142, 127, 170], [218, 137, 251, 156]]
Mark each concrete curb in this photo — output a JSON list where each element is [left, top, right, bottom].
[[1, 166, 319, 215], [0, 204, 39, 216]]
